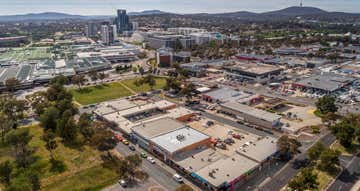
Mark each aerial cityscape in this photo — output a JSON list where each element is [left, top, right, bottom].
[[0, 1, 360, 191]]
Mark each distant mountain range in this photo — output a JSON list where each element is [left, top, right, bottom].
[[0, 7, 359, 22]]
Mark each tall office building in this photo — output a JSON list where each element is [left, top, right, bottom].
[[101, 24, 115, 45], [132, 22, 139, 31], [116, 9, 132, 34], [85, 22, 98, 38]]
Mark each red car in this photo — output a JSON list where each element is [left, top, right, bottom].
[[114, 134, 123, 142], [232, 134, 241, 139]]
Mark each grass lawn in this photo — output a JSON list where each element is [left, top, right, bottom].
[[70, 83, 133, 105], [121, 77, 167, 93], [331, 141, 358, 156], [42, 166, 118, 191], [0, 125, 118, 191], [315, 169, 334, 190]]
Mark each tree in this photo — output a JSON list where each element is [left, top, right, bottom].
[[316, 95, 338, 115], [318, 148, 340, 173], [26, 170, 41, 191], [78, 113, 94, 142], [331, 114, 360, 148], [176, 184, 194, 191], [98, 72, 107, 84], [72, 74, 86, 90], [277, 135, 301, 161], [138, 66, 145, 76], [136, 75, 156, 90], [89, 71, 98, 81], [5, 77, 20, 92], [0, 114, 13, 143], [42, 130, 57, 160], [180, 82, 196, 102], [50, 75, 69, 86], [59, 116, 78, 144], [40, 107, 60, 131], [5, 128, 34, 168], [0, 161, 13, 185], [1, 97, 26, 122], [288, 167, 319, 191], [90, 127, 117, 151], [308, 142, 325, 162]]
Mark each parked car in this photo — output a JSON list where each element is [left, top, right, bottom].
[[173, 174, 184, 183], [114, 134, 123, 142], [206, 121, 215, 126], [147, 157, 155, 164], [128, 145, 136, 151], [122, 139, 129, 145], [232, 134, 241, 139], [118, 179, 127, 187], [224, 138, 235, 145], [141, 152, 147, 158]]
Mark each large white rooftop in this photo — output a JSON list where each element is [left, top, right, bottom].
[[151, 127, 210, 154]]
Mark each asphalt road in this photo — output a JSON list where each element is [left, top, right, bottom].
[[328, 153, 360, 191], [258, 133, 336, 191], [115, 143, 181, 191]]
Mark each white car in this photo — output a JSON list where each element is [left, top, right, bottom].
[[173, 174, 183, 183], [147, 157, 155, 164], [118, 179, 127, 187]]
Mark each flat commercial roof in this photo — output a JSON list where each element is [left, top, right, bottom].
[[173, 148, 226, 172], [204, 87, 252, 103], [221, 101, 281, 123], [94, 99, 137, 115], [132, 117, 185, 140], [102, 100, 176, 134], [194, 153, 259, 187], [151, 127, 210, 154], [225, 62, 282, 75], [236, 136, 278, 163], [296, 73, 356, 92]]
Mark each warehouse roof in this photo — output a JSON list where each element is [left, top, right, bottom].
[[132, 117, 185, 140], [296, 73, 355, 92], [221, 101, 281, 123], [204, 87, 252, 103]]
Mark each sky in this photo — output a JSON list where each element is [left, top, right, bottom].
[[0, 0, 360, 15]]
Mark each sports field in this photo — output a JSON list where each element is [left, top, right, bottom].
[[0, 47, 52, 62]]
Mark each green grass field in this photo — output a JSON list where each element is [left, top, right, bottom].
[[0, 125, 118, 191], [70, 83, 133, 105], [0, 47, 51, 62], [121, 77, 167, 93], [70, 77, 167, 105]]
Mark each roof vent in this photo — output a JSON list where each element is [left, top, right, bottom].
[[176, 134, 185, 141]]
